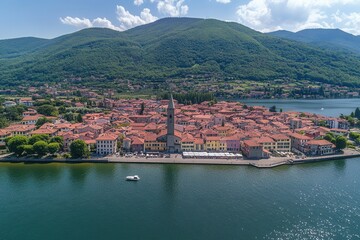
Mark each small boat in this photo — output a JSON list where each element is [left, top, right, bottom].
[[126, 175, 140, 181], [321, 108, 324, 110]]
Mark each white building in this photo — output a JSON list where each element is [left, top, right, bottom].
[[3, 101, 16, 108], [19, 98, 34, 107], [96, 133, 118, 155]]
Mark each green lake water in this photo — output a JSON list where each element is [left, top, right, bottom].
[[0, 159, 359, 240], [2, 98, 360, 239]]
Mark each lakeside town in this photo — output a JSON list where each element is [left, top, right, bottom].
[[0, 89, 356, 163]]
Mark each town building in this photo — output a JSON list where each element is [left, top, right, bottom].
[[96, 133, 118, 155]]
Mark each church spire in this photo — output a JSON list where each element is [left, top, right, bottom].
[[167, 93, 175, 153], [168, 94, 175, 109]]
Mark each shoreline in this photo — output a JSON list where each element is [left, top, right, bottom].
[[1, 149, 360, 168]]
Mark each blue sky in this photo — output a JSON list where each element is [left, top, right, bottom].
[[1, 0, 360, 39]]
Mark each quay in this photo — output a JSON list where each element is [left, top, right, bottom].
[[0, 149, 360, 168]]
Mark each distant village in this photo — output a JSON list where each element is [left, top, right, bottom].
[[0, 87, 352, 160]]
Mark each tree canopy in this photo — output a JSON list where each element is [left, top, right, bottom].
[[33, 141, 48, 156], [70, 140, 89, 158], [7, 135, 28, 156]]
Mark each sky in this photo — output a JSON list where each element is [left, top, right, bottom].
[[1, 0, 360, 39]]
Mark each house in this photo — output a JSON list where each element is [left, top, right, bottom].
[[288, 132, 311, 152], [5, 124, 36, 136], [30, 128, 58, 137], [3, 101, 16, 108], [241, 140, 265, 159], [304, 140, 335, 156], [205, 136, 221, 151], [131, 137, 145, 153], [0, 130, 11, 146], [19, 98, 34, 107], [222, 135, 240, 152], [96, 133, 118, 155], [181, 135, 195, 152], [271, 134, 291, 152], [194, 138, 205, 151], [144, 133, 166, 152], [21, 115, 44, 125], [256, 137, 276, 151]]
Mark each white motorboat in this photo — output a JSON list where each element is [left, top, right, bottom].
[[126, 175, 140, 181]]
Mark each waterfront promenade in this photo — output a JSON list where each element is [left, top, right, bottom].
[[1, 149, 360, 168]]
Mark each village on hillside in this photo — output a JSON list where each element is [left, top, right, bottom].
[[0, 91, 352, 161]]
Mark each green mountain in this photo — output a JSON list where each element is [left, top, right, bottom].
[[269, 29, 360, 54], [0, 37, 48, 58], [2, 18, 360, 87]]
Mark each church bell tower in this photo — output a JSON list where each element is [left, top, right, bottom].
[[166, 94, 175, 153]]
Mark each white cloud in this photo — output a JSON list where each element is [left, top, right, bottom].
[[332, 11, 360, 35], [216, 0, 231, 4], [60, 5, 158, 31], [116, 5, 158, 30], [236, 0, 359, 34], [134, 0, 144, 6], [155, 0, 189, 17], [92, 17, 121, 31], [60, 17, 92, 28], [60, 16, 121, 31]]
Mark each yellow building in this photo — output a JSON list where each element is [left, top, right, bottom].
[[256, 137, 276, 151], [205, 136, 222, 151], [144, 140, 166, 152], [181, 137, 195, 152], [271, 134, 291, 152]]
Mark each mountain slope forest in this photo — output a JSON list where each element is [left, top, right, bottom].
[[1, 18, 360, 88]]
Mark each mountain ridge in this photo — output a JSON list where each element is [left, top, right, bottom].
[[1, 17, 360, 87], [269, 28, 360, 54]]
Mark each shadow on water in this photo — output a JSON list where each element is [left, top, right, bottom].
[[5, 163, 63, 184], [162, 164, 179, 196], [94, 163, 116, 177], [67, 164, 92, 186]]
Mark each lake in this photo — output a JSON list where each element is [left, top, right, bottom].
[[1, 98, 360, 240], [241, 98, 360, 117], [0, 160, 359, 240]]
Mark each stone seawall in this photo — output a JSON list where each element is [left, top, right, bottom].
[[1, 149, 360, 168]]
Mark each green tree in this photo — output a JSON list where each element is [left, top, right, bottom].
[[33, 141, 48, 156], [29, 134, 49, 145], [269, 105, 277, 112], [3, 105, 26, 121], [139, 102, 145, 115], [0, 117, 9, 128], [35, 117, 52, 128], [48, 142, 60, 155], [7, 136, 28, 155], [76, 113, 83, 123], [355, 107, 360, 119], [22, 145, 34, 155], [335, 136, 347, 149], [37, 104, 58, 116], [64, 112, 75, 122], [324, 133, 336, 144], [70, 140, 89, 158], [58, 106, 66, 114], [50, 136, 64, 149]]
